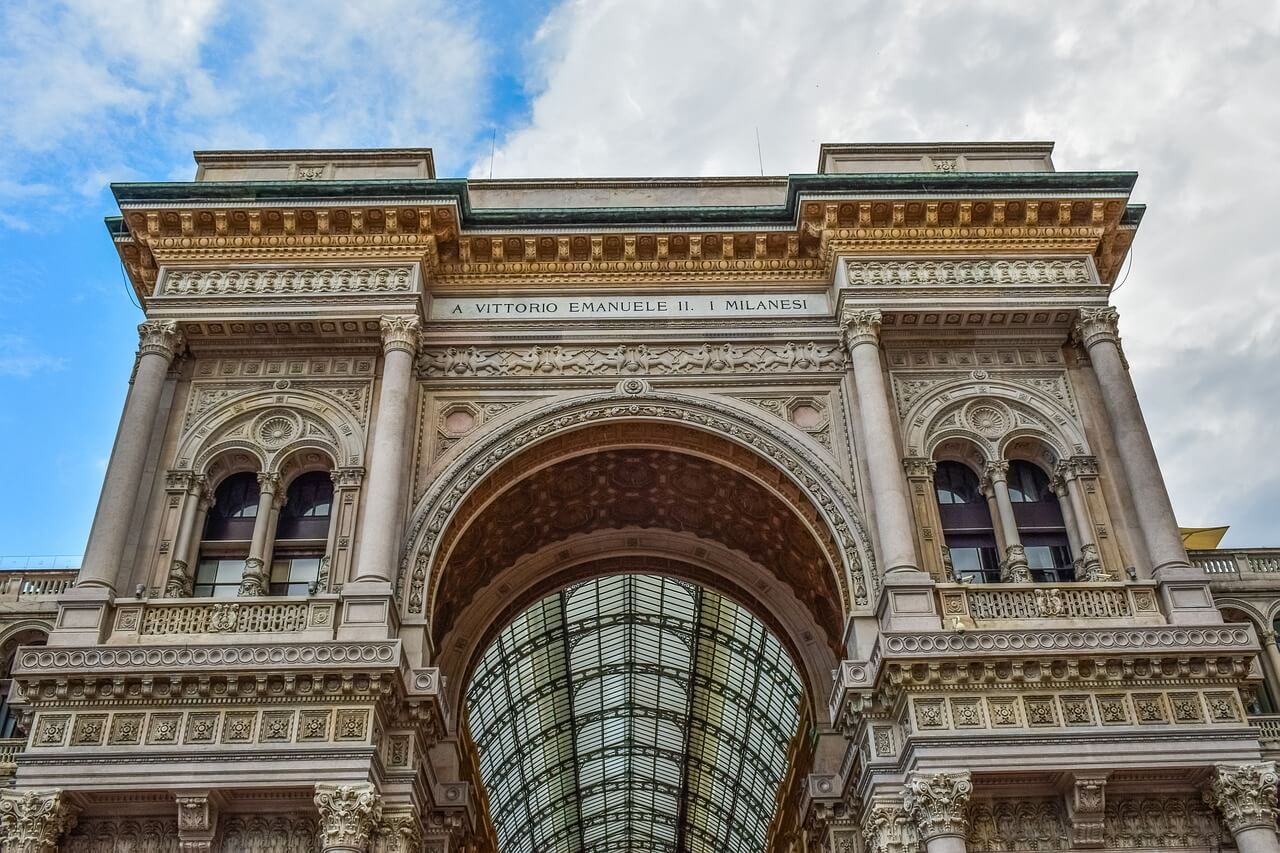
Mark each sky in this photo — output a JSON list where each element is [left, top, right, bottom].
[[0, 0, 1277, 557]]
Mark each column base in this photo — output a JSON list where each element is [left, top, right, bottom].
[[336, 581, 400, 640], [876, 571, 940, 632], [49, 586, 115, 646], [1154, 565, 1225, 625]]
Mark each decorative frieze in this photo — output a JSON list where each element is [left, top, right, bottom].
[[122, 599, 329, 635], [219, 814, 318, 852], [417, 341, 845, 378], [64, 817, 179, 852], [30, 707, 373, 749], [846, 257, 1094, 287], [1102, 794, 1223, 848], [159, 265, 415, 297], [967, 797, 1068, 851]]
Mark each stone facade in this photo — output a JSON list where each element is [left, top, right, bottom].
[[0, 141, 1275, 852]]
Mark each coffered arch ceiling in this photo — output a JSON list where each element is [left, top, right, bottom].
[[430, 421, 849, 658]]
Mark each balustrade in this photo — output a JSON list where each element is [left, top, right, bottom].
[[938, 581, 1164, 628], [111, 596, 338, 640], [1190, 549, 1280, 577]]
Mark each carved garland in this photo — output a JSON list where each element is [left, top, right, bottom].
[[402, 382, 874, 616]]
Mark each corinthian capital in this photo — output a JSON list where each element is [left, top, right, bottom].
[[1208, 762, 1279, 833], [315, 783, 383, 850], [903, 770, 973, 840], [0, 788, 79, 853], [1072, 307, 1121, 350], [982, 459, 1010, 483], [838, 307, 883, 349], [861, 802, 913, 853], [137, 320, 185, 361], [380, 315, 421, 356]]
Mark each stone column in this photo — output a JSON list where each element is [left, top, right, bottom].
[[1258, 628, 1280, 708], [353, 316, 421, 585], [0, 788, 79, 853], [238, 473, 280, 596], [982, 461, 1031, 583], [1058, 460, 1108, 581], [1208, 763, 1280, 853], [78, 320, 184, 591], [904, 771, 972, 853], [1051, 472, 1083, 565], [840, 309, 919, 574], [175, 791, 220, 852], [1073, 308, 1189, 574], [315, 783, 383, 853], [165, 475, 209, 597]]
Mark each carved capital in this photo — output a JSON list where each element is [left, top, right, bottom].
[[1052, 460, 1076, 485], [137, 319, 185, 361], [165, 559, 193, 598], [982, 459, 1010, 484], [1208, 762, 1279, 834], [315, 784, 383, 851], [256, 471, 281, 495], [238, 559, 267, 597], [332, 467, 366, 489], [904, 771, 972, 840], [1000, 545, 1032, 583], [861, 801, 913, 853], [902, 457, 938, 479], [373, 809, 424, 853], [0, 788, 79, 853], [380, 315, 421, 356], [1077, 544, 1112, 582], [1066, 775, 1108, 848], [838, 307, 883, 349], [1069, 455, 1099, 477], [1072, 307, 1121, 351]]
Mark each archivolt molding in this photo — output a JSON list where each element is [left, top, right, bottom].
[[402, 382, 875, 626], [175, 385, 367, 481], [899, 374, 1088, 464]]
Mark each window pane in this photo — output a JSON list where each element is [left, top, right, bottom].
[[215, 559, 244, 583], [1008, 461, 1052, 503], [270, 560, 291, 583], [935, 462, 981, 505], [289, 557, 321, 582], [196, 560, 220, 583]]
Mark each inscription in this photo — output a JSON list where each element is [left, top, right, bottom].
[[432, 292, 828, 320]]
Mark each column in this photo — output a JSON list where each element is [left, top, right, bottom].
[[840, 309, 919, 574], [1073, 308, 1189, 573], [1051, 472, 1083, 565], [315, 783, 383, 853], [904, 458, 949, 579], [982, 461, 1031, 583], [175, 792, 220, 852], [353, 316, 420, 585], [238, 473, 280, 597], [165, 475, 208, 597], [0, 788, 79, 853], [1258, 628, 1280, 708], [1208, 763, 1280, 853], [904, 771, 972, 853], [1058, 459, 1109, 581], [78, 320, 184, 591], [323, 468, 365, 592]]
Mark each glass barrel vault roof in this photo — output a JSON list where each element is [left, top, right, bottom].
[[466, 574, 804, 853]]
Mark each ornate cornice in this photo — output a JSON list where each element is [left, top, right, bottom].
[[903, 770, 973, 839], [1207, 762, 1279, 833], [380, 315, 421, 356], [137, 320, 185, 361], [839, 308, 882, 349]]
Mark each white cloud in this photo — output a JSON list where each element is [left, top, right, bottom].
[[485, 0, 1280, 545], [0, 335, 66, 377]]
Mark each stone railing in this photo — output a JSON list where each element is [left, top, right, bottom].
[[937, 581, 1164, 629], [0, 569, 78, 601], [0, 738, 24, 779], [1253, 713, 1280, 743], [1191, 549, 1280, 577], [110, 596, 338, 642]]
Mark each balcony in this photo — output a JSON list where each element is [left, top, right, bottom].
[[936, 580, 1164, 629], [0, 566, 78, 602], [109, 595, 339, 643], [0, 737, 23, 782], [1190, 548, 1280, 577]]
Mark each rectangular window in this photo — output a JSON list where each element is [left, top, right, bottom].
[[269, 555, 322, 596], [193, 558, 245, 598]]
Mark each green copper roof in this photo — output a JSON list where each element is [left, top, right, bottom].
[[466, 574, 803, 853]]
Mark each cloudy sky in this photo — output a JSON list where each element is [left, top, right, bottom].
[[1, 0, 1277, 557]]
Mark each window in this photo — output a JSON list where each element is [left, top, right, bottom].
[[1006, 461, 1074, 582], [194, 472, 260, 597], [269, 471, 333, 596], [0, 631, 47, 739], [934, 461, 1001, 584]]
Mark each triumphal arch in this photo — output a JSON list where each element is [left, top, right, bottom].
[[1, 141, 1277, 853]]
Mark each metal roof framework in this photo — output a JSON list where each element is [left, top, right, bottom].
[[466, 574, 804, 853]]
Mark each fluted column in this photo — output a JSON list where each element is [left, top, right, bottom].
[[0, 788, 79, 853], [1074, 308, 1189, 573], [165, 475, 208, 597], [78, 320, 184, 591], [1057, 459, 1108, 581], [1208, 763, 1280, 853], [840, 309, 919, 574], [315, 783, 383, 853], [904, 771, 972, 853], [238, 473, 280, 596], [353, 316, 421, 585], [982, 461, 1030, 583]]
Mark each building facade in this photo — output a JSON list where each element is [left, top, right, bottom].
[[0, 142, 1278, 852]]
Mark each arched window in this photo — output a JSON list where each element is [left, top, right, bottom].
[[194, 472, 259, 598], [1007, 460, 1073, 583], [270, 471, 333, 596], [0, 630, 47, 740], [934, 462, 1000, 584]]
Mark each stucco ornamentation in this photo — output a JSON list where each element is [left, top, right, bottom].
[[904, 771, 973, 840], [315, 784, 383, 850], [0, 788, 79, 852], [846, 257, 1093, 287], [161, 266, 414, 297], [1207, 761, 1280, 833]]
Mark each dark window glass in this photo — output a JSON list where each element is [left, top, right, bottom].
[[275, 472, 333, 542], [269, 556, 322, 596], [193, 558, 244, 598], [1007, 461, 1054, 503], [202, 472, 260, 541], [1006, 461, 1074, 580], [934, 462, 982, 505]]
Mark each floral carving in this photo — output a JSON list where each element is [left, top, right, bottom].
[[138, 319, 185, 361], [0, 788, 79, 852], [1207, 762, 1279, 833], [846, 257, 1093, 287], [161, 266, 414, 297], [904, 771, 973, 840], [315, 784, 383, 850], [861, 802, 917, 853]]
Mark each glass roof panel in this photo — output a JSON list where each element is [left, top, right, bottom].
[[466, 574, 803, 853]]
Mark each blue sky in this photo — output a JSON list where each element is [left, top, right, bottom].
[[1, 0, 1278, 557]]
